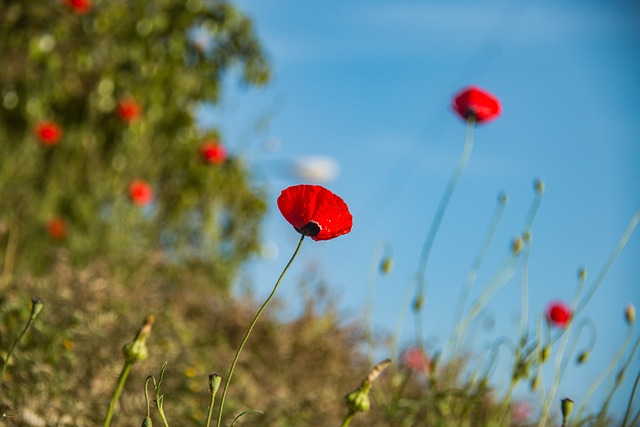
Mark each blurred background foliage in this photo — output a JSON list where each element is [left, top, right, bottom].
[[0, 0, 269, 285]]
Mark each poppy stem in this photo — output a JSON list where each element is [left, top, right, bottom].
[[574, 208, 640, 319], [0, 298, 43, 385], [214, 234, 305, 427], [446, 192, 506, 363], [573, 326, 638, 425], [538, 272, 586, 427], [414, 117, 475, 347]]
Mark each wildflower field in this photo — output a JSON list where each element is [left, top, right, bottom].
[[1, 1, 639, 426]]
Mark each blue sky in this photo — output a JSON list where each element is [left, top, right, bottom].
[[201, 0, 640, 420]]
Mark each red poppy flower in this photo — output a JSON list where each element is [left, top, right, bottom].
[[452, 86, 501, 124], [545, 301, 572, 328], [47, 218, 67, 240], [116, 99, 141, 123], [128, 179, 153, 206], [34, 121, 63, 146], [200, 141, 227, 165], [402, 347, 432, 374], [65, 0, 91, 14], [277, 184, 352, 241]]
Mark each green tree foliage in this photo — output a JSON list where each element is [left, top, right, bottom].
[[0, 0, 269, 286]]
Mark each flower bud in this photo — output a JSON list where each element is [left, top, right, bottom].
[[497, 192, 508, 205], [577, 268, 587, 282], [141, 417, 152, 427], [412, 295, 424, 311], [533, 179, 544, 195], [345, 386, 371, 414], [576, 351, 589, 365], [530, 376, 539, 391], [540, 345, 551, 363], [625, 303, 636, 325], [511, 237, 523, 255], [30, 297, 44, 319], [344, 359, 390, 415], [122, 315, 154, 364], [209, 373, 222, 395], [561, 398, 574, 424], [379, 257, 393, 275]]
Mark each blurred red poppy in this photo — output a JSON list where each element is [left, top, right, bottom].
[[129, 180, 153, 206], [117, 99, 141, 123], [200, 141, 227, 165], [47, 218, 67, 240], [403, 347, 432, 374], [545, 301, 572, 328], [34, 121, 62, 146], [277, 184, 352, 241], [452, 86, 501, 124], [65, 0, 91, 14]]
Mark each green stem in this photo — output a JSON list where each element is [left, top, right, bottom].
[[575, 208, 640, 318], [103, 361, 133, 427], [414, 117, 475, 347], [447, 193, 506, 361], [215, 235, 305, 427], [1, 298, 43, 384], [539, 273, 586, 427], [622, 368, 640, 427], [455, 248, 520, 347], [157, 401, 170, 427], [340, 412, 355, 427], [596, 333, 640, 424]]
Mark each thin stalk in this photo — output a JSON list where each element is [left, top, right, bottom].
[[1, 298, 43, 384], [340, 412, 355, 427], [455, 248, 520, 346], [215, 235, 305, 427], [447, 193, 506, 361], [596, 333, 640, 423], [414, 117, 476, 347], [575, 208, 640, 318], [622, 369, 640, 427], [366, 241, 388, 368], [0, 219, 18, 290], [103, 362, 133, 427], [539, 272, 586, 427]]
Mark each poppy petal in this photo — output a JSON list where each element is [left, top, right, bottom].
[[277, 184, 352, 241]]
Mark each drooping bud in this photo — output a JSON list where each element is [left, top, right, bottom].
[[625, 303, 636, 326], [561, 398, 574, 424], [379, 257, 393, 275], [576, 351, 590, 365], [577, 267, 587, 282], [540, 345, 551, 363], [497, 192, 508, 205], [412, 295, 424, 311], [530, 375, 539, 391], [511, 237, 523, 255], [141, 416, 152, 427]]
